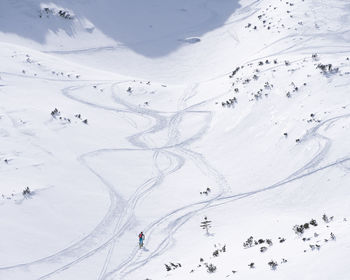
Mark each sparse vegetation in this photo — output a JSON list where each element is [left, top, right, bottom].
[[268, 260, 278, 270], [206, 263, 217, 273], [22, 187, 32, 197], [200, 217, 212, 235], [39, 7, 74, 19]]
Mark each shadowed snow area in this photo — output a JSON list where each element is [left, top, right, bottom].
[[0, 0, 246, 82], [0, 0, 241, 57]]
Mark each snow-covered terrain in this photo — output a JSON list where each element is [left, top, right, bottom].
[[0, 0, 350, 279]]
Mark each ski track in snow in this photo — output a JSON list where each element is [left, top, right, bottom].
[[26, 87, 350, 279], [1, 0, 350, 278], [0, 78, 227, 280], [1, 60, 350, 280]]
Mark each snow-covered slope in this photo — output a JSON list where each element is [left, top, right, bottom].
[[0, 0, 350, 279]]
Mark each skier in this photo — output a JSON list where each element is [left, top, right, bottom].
[[138, 231, 145, 248]]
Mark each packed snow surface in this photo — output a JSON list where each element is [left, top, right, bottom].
[[0, 0, 350, 279]]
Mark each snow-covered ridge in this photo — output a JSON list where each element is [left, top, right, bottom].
[[0, 0, 349, 279]]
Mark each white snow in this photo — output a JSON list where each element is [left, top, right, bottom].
[[0, 0, 350, 279]]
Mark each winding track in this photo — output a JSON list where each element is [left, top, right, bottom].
[[50, 81, 350, 280], [1, 0, 350, 278], [1, 69, 349, 280], [0, 79, 229, 280]]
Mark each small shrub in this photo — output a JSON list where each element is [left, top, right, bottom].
[[248, 262, 255, 269], [207, 264, 217, 273], [330, 232, 336, 240], [322, 214, 329, 223], [243, 236, 254, 248], [293, 224, 304, 235], [268, 260, 278, 270], [312, 53, 319, 61], [260, 246, 268, 253], [221, 245, 226, 252], [165, 264, 171, 271], [22, 187, 31, 196], [200, 217, 212, 235], [51, 108, 60, 118], [229, 67, 240, 78]]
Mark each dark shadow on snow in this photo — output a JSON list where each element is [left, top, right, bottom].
[[0, 0, 241, 57], [141, 247, 149, 252]]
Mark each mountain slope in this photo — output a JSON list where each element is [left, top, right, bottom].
[[0, 0, 349, 279]]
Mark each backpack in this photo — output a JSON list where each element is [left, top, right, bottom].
[[139, 233, 143, 239]]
